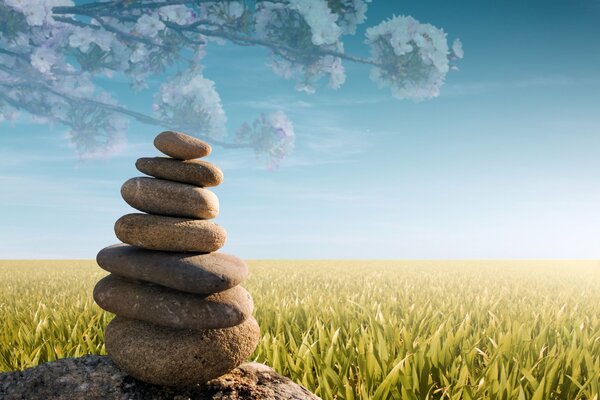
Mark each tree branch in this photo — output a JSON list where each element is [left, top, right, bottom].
[[52, 1, 225, 16], [54, 14, 164, 50], [0, 77, 252, 150], [52, 2, 381, 68], [178, 24, 381, 67], [0, 47, 28, 60]]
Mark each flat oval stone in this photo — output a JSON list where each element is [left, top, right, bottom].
[[121, 177, 219, 219], [136, 157, 223, 187], [114, 213, 226, 252], [96, 244, 248, 294], [154, 131, 212, 160], [94, 274, 253, 330], [105, 316, 260, 386]]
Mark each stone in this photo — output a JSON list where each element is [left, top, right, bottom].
[[121, 177, 219, 219], [136, 157, 223, 187], [0, 355, 321, 400], [94, 274, 254, 330], [105, 316, 260, 386], [115, 213, 226, 253], [154, 131, 212, 160], [96, 244, 248, 294]]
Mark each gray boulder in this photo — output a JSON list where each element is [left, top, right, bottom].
[[0, 355, 321, 400]]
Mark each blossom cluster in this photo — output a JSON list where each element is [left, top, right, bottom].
[[330, 0, 372, 35], [365, 15, 463, 101], [256, 0, 350, 93], [154, 70, 227, 140], [289, 0, 342, 46], [236, 111, 295, 170]]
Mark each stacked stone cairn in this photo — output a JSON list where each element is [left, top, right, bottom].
[[94, 131, 259, 386]]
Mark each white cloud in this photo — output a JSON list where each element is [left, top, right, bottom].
[[233, 98, 314, 110], [231, 94, 388, 111], [443, 75, 600, 97]]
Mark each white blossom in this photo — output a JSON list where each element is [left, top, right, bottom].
[[327, 56, 346, 89], [129, 45, 149, 64], [30, 46, 57, 74], [69, 27, 114, 53], [452, 38, 464, 59], [135, 14, 165, 38], [289, 0, 341, 46], [158, 5, 194, 25], [69, 27, 95, 52], [336, 0, 372, 35], [5, 0, 73, 26]]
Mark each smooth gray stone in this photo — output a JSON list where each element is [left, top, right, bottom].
[[136, 157, 223, 187], [105, 316, 260, 386], [97, 244, 248, 294], [121, 177, 219, 219], [154, 131, 212, 160], [93, 274, 253, 330], [114, 213, 226, 253]]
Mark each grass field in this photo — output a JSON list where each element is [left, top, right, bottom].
[[1, 260, 599, 399]]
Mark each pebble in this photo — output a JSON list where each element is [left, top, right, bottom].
[[96, 244, 248, 294], [121, 177, 219, 219], [154, 131, 212, 160], [114, 213, 227, 253], [105, 316, 260, 386], [136, 157, 223, 187], [115, 213, 227, 253], [94, 274, 253, 330]]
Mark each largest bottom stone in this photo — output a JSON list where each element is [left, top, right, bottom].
[[105, 316, 260, 386]]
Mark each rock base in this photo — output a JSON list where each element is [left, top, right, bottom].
[[0, 355, 320, 400]]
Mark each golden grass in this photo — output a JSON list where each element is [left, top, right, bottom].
[[1, 260, 599, 399]]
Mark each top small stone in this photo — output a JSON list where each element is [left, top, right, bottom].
[[154, 131, 211, 160]]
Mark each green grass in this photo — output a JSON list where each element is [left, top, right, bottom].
[[1, 260, 599, 399]]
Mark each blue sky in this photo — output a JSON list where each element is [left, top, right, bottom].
[[1, 0, 600, 259]]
